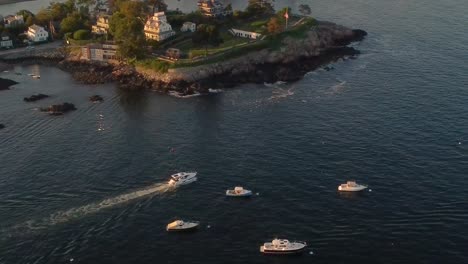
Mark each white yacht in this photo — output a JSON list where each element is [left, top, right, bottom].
[[338, 181, 367, 192], [168, 172, 197, 186], [226, 186, 252, 197], [260, 239, 307, 255], [166, 220, 199, 232]]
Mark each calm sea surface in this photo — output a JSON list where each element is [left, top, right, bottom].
[[1, 0, 468, 263]]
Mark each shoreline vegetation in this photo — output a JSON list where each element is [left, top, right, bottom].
[[0, 0, 32, 5], [0, 1, 367, 96]]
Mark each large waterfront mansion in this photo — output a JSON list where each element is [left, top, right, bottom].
[[144, 12, 176, 42]]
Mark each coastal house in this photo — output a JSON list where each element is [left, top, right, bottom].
[[144, 12, 175, 42], [92, 15, 110, 35], [197, 0, 232, 18], [180, 22, 196, 33], [0, 32, 14, 49], [81, 43, 118, 61], [3, 15, 24, 28], [230, 29, 262, 40], [26, 24, 49, 43]]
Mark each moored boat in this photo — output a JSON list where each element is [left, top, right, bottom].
[[226, 186, 252, 197], [166, 220, 199, 232], [338, 181, 367, 192], [168, 172, 197, 186], [260, 239, 307, 255]]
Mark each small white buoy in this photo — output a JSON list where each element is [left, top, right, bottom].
[[369, 189, 372, 192], [256, 193, 260, 196], [207, 225, 211, 229], [458, 142, 462, 145], [70, 258, 74, 262], [309, 251, 314, 255]]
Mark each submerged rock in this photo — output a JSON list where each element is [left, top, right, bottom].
[[0, 77, 18, 90], [24, 93, 49, 102], [40, 103, 76, 115], [89, 95, 104, 102]]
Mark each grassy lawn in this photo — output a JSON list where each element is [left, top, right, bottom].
[[137, 16, 318, 71]]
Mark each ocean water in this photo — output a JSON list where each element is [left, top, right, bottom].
[[1, 0, 468, 263]]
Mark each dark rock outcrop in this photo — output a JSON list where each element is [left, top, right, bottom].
[[7, 21, 367, 97], [24, 93, 49, 102], [40, 103, 76, 115], [89, 95, 104, 102], [0, 77, 18, 90]]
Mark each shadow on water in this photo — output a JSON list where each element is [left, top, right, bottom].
[[337, 191, 370, 200], [116, 87, 149, 117]]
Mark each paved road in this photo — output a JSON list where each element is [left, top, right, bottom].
[[0, 41, 63, 58]]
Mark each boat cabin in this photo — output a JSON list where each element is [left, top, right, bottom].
[[346, 181, 357, 186], [234, 187, 244, 193]]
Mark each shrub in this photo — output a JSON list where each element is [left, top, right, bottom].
[[73, 29, 90, 40]]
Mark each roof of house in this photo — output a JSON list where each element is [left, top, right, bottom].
[[29, 24, 45, 32], [1, 32, 12, 38]]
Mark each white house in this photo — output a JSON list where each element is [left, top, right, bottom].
[[144, 12, 175, 41], [197, 0, 232, 17], [26, 24, 49, 43], [4, 15, 24, 28], [1, 32, 14, 48], [230, 29, 262, 40], [180, 22, 196, 32], [81, 43, 118, 61], [92, 15, 110, 35]]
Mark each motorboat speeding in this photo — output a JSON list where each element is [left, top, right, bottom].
[[226, 186, 252, 197], [338, 181, 367, 192], [166, 220, 199, 232], [260, 239, 307, 255], [168, 172, 197, 186]]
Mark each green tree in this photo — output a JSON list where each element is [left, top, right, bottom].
[[16, 10, 34, 23], [73, 29, 90, 39], [60, 12, 89, 34], [275, 7, 291, 25], [49, 2, 70, 21], [109, 13, 145, 59], [192, 24, 223, 55], [118, 1, 146, 18], [25, 16, 35, 27], [35, 9, 52, 26], [298, 4, 312, 16], [267, 17, 281, 34], [246, 0, 275, 17]]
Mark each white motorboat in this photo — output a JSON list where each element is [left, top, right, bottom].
[[226, 186, 252, 197], [166, 220, 199, 232], [168, 172, 197, 186], [338, 181, 367, 192], [260, 239, 307, 255], [32, 75, 41, 79]]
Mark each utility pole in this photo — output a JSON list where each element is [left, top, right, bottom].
[[284, 7, 289, 30]]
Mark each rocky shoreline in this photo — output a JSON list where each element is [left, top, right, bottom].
[[1, 21, 367, 95]]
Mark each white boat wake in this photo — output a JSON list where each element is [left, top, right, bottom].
[[10, 183, 171, 232]]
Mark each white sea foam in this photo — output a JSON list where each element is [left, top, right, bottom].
[[169, 91, 202, 98], [208, 88, 223, 93], [268, 88, 295, 100], [12, 183, 171, 231], [326, 81, 347, 95]]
